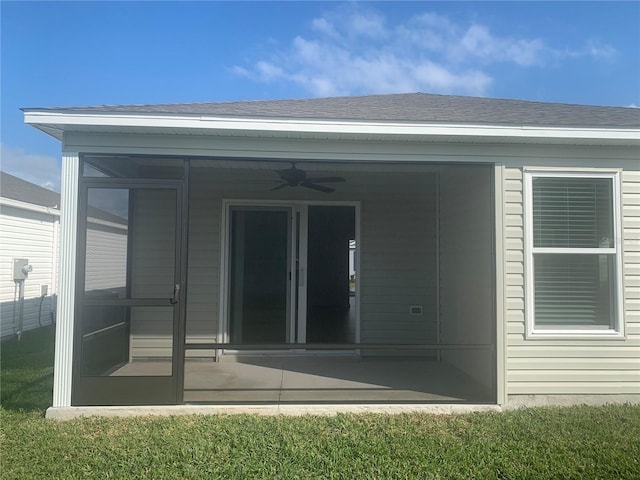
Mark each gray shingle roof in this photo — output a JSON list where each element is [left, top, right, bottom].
[[0, 172, 126, 224], [23, 93, 640, 128], [0, 171, 59, 208]]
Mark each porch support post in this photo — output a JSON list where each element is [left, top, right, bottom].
[[52, 152, 80, 407], [494, 163, 507, 406]]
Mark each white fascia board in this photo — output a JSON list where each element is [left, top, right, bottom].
[[0, 196, 60, 216], [24, 111, 640, 143]]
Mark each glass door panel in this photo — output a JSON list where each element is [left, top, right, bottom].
[[305, 206, 356, 344], [229, 209, 290, 344]]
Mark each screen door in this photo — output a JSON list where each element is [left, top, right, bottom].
[[73, 182, 184, 405]]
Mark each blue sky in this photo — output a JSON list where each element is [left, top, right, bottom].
[[2, 1, 639, 190]]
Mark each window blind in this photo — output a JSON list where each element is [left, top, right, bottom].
[[534, 254, 613, 327], [532, 177, 613, 248]]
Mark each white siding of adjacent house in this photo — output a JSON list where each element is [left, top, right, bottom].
[[186, 165, 438, 357], [0, 203, 58, 338], [504, 166, 640, 397], [84, 221, 127, 293]]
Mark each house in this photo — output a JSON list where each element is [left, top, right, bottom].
[[23, 93, 640, 417], [0, 172, 129, 342], [0, 172, 60, 339]]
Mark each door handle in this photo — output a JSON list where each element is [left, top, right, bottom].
[[170, 284, 180, 305]]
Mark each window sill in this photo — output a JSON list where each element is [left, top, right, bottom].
[[526, 329, 625, 340]]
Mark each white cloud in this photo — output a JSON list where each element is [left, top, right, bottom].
[[238, 33, 491, 97], [401, 15, 548, 66], [585, 41, 617, 60], [233, 7, 618, 97], [311, 7, 388, 41], [256, 61, 286, 81], [347, 10, 387, 39], [0, 144, 61, 191], [311, 17, 338, 38], [455, 25, 547, 66]]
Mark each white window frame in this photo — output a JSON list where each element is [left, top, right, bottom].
[[524, 169, 624, 339]]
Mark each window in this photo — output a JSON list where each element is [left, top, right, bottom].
[[525, 171, 623, 337]]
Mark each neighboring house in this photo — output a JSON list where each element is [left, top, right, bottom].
[[22, 93, 640, 416], [0, 172, 60, 339], [0, 172, 129, 341]]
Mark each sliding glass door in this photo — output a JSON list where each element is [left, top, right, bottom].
[[225, 203, 357, 348]]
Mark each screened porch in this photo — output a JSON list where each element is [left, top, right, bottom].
[[73, 156, 496, 406]]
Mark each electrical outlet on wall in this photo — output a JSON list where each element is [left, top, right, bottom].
[[41, 284, 49, 296]]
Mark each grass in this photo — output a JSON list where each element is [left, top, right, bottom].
[[0, 325, 55, 412], [2, 328, 640, 479]]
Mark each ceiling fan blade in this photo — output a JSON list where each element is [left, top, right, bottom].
[[305, 176, 346, 183], [271, 183, 289, 191], [301, 182, 335, 193]]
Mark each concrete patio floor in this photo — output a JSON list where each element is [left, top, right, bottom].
[[181, 355, 493, 404]]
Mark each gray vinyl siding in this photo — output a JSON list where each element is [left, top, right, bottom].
[[0, 205, 58, 338], [129, 190, 176, 359], [185, 171, 221, 356], [186, 165, 438, 355], [438, 166, 494, 396], [359, 176, 437, 347], [505, 167, 640, 396]]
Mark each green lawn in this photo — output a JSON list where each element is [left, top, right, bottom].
[[2, 328, 640, 479]]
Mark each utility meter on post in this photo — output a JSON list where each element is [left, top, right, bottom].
[[12, 258, 32, 341], [13, 258, 32, 281]]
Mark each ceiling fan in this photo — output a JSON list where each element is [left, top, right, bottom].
[[271, 163, 346, 193]]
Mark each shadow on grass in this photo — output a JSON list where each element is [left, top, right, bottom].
[[1, 326, 55, 413]]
